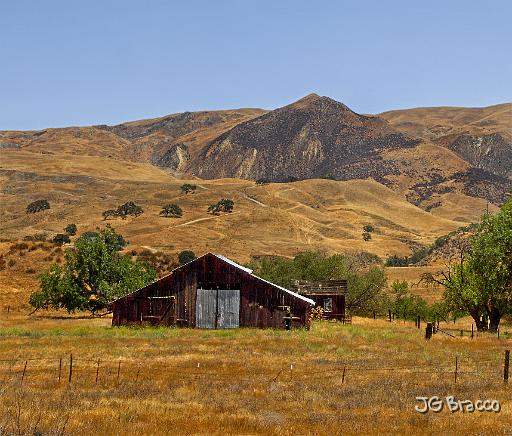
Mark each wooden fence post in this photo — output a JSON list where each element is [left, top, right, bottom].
[[21, 361, 27, 385], [454, 357, 458, 383], [425, 322, 433, 340], [504, 350, 510, 383], [342, 366, 346, 384], [373, 311, 376, 320], [68, 353, 73, 384], [58, 357, 62, 383], [471, 324, 474, 339]]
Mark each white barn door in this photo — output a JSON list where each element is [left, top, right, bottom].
[[195, 289, 240, 329]]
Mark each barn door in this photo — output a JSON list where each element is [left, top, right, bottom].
[[196, 289, 216, 328], [195, 289, 240, 329], [217, 289, 240, 329]]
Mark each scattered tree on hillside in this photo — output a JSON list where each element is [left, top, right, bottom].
[[65, 223, 77, 236], [208, 198, 234, 215], [178, 250, 196, 265], [26, 199, 50, 214], [180, 183, 197, 194], [117, 201, 144, 218], [102, 202, 144, 220], [160, 204, 183, 218], [29, 226, 155, 314]]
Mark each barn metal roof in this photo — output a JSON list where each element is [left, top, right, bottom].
[[215, 254, 253, 274], [212, 254, 315, 306]]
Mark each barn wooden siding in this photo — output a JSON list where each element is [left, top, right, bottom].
[[112, 253, 312, 329]]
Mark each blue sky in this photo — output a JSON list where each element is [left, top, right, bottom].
[[1, 0, 511, 130]]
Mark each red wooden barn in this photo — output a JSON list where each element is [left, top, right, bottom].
[[112, 253, 315, 329]]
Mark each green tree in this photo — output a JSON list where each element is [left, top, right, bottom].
[[160, 204, 183, 218], [29, 226, 155, 314], [468, 200, 512, 331], [64, 223, 77, 236], [247, 251, 387, 315], [178, 250, 196, 265]]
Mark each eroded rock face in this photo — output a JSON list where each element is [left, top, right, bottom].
[[191, 94, 420, 181], [445, 133, 512, 179]]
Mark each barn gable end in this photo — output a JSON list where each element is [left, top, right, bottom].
[[112, 253, 314, 329]]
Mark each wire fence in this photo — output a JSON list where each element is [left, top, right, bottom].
[[0, 351, 509, 388]]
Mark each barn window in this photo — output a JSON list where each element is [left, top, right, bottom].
[[323, 298, 333, 313]]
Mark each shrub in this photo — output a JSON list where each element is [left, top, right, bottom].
[[52, 234, 71, 246], [23, 233, 48, 242], [64, 223, 77, 236], [26, 199, 50, 214], [178, 250, 196, 265], [160, 204, 183, 218], [180, 183, 197, 194], [362, 232, 372, 241], [363, 224, 374, 233], [385, 255, 409, 267]]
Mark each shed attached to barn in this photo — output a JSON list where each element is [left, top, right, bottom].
[[290, 279, 348, 322], [112, 253, 315, 329]]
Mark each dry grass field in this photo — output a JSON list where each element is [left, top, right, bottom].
[[0, 314, 510, 435]]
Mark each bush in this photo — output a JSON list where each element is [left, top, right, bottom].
[[363, 224, 374, 233], [65, 223, 77, 236], [160, 204, 183, 218], [178, 250, 196, 265], [385, 255, 409, 267], [362, 232, 372, 241], [26, 199, 50, 214], [23, 233, 48, 242], [52, 234, 71, 245], [180, 184, 197, 194]]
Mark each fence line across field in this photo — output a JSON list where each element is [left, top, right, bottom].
[[1, 350, 509, 385]]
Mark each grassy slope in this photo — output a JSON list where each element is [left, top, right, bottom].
[[380, 103, 512, 141], [0, 316, 510, 435], [1, 147, 492, 308]]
